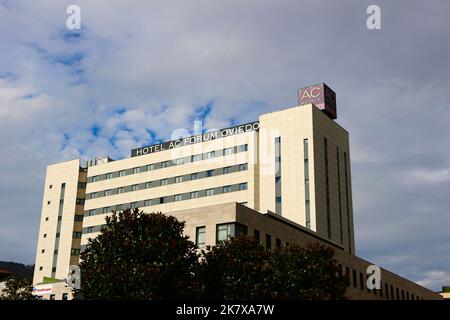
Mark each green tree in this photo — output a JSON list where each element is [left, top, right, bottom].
[[199, 238, 348, 300], [0, 276, 36, 300], [78, 208, 200, 299], [198, 236, 271, 300], [268, 241, 348, 300]]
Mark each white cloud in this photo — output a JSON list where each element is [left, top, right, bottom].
[[417, 271, 450, 291]]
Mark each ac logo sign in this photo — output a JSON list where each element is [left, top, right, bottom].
[[299, 86, 322, 104]]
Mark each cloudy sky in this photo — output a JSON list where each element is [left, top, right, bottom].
[[1, 0, 449, 291]]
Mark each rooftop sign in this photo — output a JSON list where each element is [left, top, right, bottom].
[[131, 121, 260, 157], [298, 83, 337, 119]]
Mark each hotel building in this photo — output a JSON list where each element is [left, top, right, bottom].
[[32, 83, 441, 300]]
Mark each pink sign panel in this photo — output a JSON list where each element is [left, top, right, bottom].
[[298, 83, 337, 119]]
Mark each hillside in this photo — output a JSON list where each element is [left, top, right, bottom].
[[0, 261, 34, 279]]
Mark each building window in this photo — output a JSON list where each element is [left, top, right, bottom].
[[196, 226, 206, 247], [175, 176, 183, 183], [41, 249, 45, 253], [359, 272, 364, 290], [49, 184, 53, 189], [265, 234, 272, 250], [130, 202, 138, 209], [58, 216, 62, 222], [174, 194, 183, 202], [144, 200, 152, 207], [239, 163, 248, 171], [146, 164, 154, 171], [223, 185, 232, 193], [39, 266, 43, 271], [73, 232, 82, 238], [87, 226, 94, 233], [117, 187, 125, 194], [275, 137, 282, 215], [102, 207, 110, 214], [206, 188, 215, 196], [304, 138, 311, 229], [161, 179, 168, 186], [116, 204, 124, 211], [145, 182, 152, 188], [133, 167, 140, 174], [385, 283, 390, 299], [238, 144, 248, 152], [190, 191, 199, 199], [119, 170, 126, 177], [239, 183, 248, 190], [324, 138, 331, 239], [206, 170, 214, 177], [161, 161, 169, 168], [192, 154, 202, 162], [396, 287, 400, 300], [173, 158, 183, 165], [43, 233, 47, 238], [191, 172, 199, 180], [74, 215, 83, 222], [224, 147, 233, 156], [56, 233, 60, 238], [71, 248, 80, 256], [216, 223, 234, 242], [45, 217, 49, 221], [131, 184, 139, 191], [216, 223, 246, 243], [106, 173, 113, 180], [159, 197, 166, 204], [105, 189, 112, 196], [275, 238, 281, 248], [90, 193, 97, 199], [88, 209, 96, 216], [92, 175, 99, 182], [47, 201, 51, 205], [223, 166, 232, 174], [76, 198, 85, 205], [254, 229, 260, 242], [352, 270, 357, 288], [206, 151, 215, 159], [78, 182, 86, 189]]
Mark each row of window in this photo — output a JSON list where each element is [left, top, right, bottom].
[[88, 144, 249, 183], [86, 163, 248, 200], [83, 182, 248, 219], [45, 293, 68, 300], [47, 181, 86, 191], [344, 266, 423, 300], [43, 214, 84, 223], [194, 223, 283, 249]]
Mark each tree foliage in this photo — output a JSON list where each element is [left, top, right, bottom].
[[78, 208, 199, 299], [0, 276, 36, 300], [198, 237, 347, 300], [268, 242, 347, 300], [198, 236, 271, 300]]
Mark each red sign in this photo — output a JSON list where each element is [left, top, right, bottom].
[[298, 83, 337, 119]]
